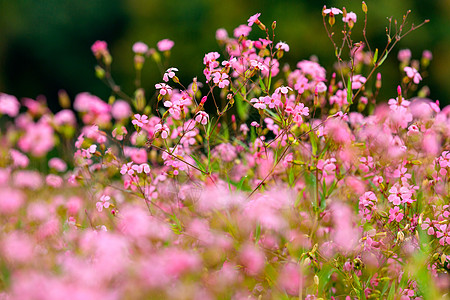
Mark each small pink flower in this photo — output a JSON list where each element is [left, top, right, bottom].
[[247, 13, 261, 26], [213, 72, 230, 88], [163, 67, 178, 82], [155, 124, 170, 139], [275, 41, 290, 52], [389, 206, 404, 223], [250, 97, 267, 110], [157, 39, 174, 52], [120, 162, 135, 176], [398, 49, 411, 62], [195, 111, 209, 125], [404, 66, 422, 84], [275, 86, 293, 95], [48, 157, 67, 172], [91, 40, 108, 57], [155, 83, 173, 96], [132, 42, 148, 54], [215, 28, 228, 41], [0, 93, 20, 117], [250, 59, 268, 72], [132, 114, 149, 128], [233, 24, 252, 38], [342, 12, 357, 23], [96, 195, 111, 212]]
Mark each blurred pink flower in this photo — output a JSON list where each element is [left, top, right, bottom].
[[0, 93, 20, 117], [157, 39, 174, 52]]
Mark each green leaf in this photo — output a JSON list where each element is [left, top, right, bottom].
[[190, 154, 206, 173], [372, 48, 378, 65], [387, 282, 396, 300], [318, 265, 335, 292], [288, 167, 295, 186], [347, 75, 353, 105], [309, 131, 318, 156], [259, 77, 266, 91], [254, 223, 261, 244], [377, 52, 389, 67]]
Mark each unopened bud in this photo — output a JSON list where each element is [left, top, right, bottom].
[[58, 90, 71, 109], [375, 73, 382, 89], [192, 77, 198, 94], [272, 21, 277, 30], [257, 22, 266, 31], [362, 1, 368, 14], [173, 76, 180, 84], [95, 66, 105, 79], [314, 275, 319, 286], [397, 85, 402, 104], [328, 14, 336, 26]]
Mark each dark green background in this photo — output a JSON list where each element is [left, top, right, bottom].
[[1, 0, 449, 110]]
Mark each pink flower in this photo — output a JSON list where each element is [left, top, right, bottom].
[[157, 39, 174, 52], [275, 86, 293, 95], [342, 12, 357, 23], [404, 66, 422, 84], [250, 59, 269, 72], [155, 83, 173, 96], [0, 93, 20, 117], [233, 24, 252, 38], [120, 162, 135, 176], [194, 111, 209, 125], [163, 67, 178, 82], [239, 244, 265, 275], [250, 97, 267, 110], [111, 100, 132, 120], [10, 149, 29, 168], [155, 123, 170, 139], [247, 13, 261, 26], [275, 41, 290, 52], [132, 42, 148, 54], [398, 49, 411, 62], [96, 195, 111, 212], [48, 158, 67, 172], [0, 188, 24, 214], [388, 206, 404, 222], [132, 163, 151, 174], [91, 40, 108, 56], [46, 174, 63, 188], [323, 7, 343, 15], [18, 122, 55, 157], [213, 72, 230, 88], [215, 28, 228, 41], [351, 75, 366, 90], [132, 114, 149, 128]]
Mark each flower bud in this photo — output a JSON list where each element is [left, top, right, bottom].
[[328, 14, 336, 26], [272, 21, 277, 30], [397, 231, 404, 243], [95, 66, 105, 79], [362, 1, 368, 14]]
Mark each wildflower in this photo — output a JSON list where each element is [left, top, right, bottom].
[[388, 206, 404, 223], [213, 72, 230, 88], [323, 7, 343, 15], [132, 42, 148, 54], [0, 93, 20, 117], [247, 13, 261, 26], [274, 86, 293, 95], [157, 39, 174, 52], [132, 114, 149, 128], [163, 67, 178, 82], [155, 83, 173, 96], [132, 163, 151, 174], [398, 49, 412, 62], [215, 28, 228, 41], [250, 59, 269, 72], [91, 40, 108, 57], [194, 111, 209, 125], [111, 100, 132, 120], [250, 97, 267, 110], [404, 66, 422, 84], [96, 195, 111, 212], [233, 24, 252, 38], [154, 124, 170, 139], [342, 12, 357, 24], [275, 41, 290, 52]]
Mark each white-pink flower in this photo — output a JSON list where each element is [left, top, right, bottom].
[[323, 7, 343, 15], [155, 83, 173, 96], [195, 111, 209, 125], [163, 67, 178, 82], [132, 42, 148, 54], [213, 72, 230, 88], [155, 124, 170, 139], [275, 41, 290, 52]]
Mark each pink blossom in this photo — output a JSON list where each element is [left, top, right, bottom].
[[132, 41, 148, 54], [388, 206, 404, 222], [233, 24, 252, 38], [157, 39, 174, 52], [54, 109, 76, 126], [275, 85, 293, 95], [111, 100, 132, 120], [46, 174, 63, 188], [248, 13, 261, 26], [163, 67, 178, 82], [0, 188, 24, 214], [398, 49, 411, 62], [132, 114, 149, 128], [155, 123, 170, 139], [215, 28, 228, 41], [91, 40, 108, 56], [155, 83, 173, 96], [195, 111, 209, 125], [96, 195, 111, 212], [48, 157, 67, 172], [18, 122, 55, 157], [213, 72, 230, 88], [404, 66, 422, 84], [239, 244, 265, 275], [10, 149, 29, 168], [342, 12, 357, 23], [351, 75, 366, 90], [250, 97, 267, 110], [275, 41, 290, 52], [0, 93, 20, 117]]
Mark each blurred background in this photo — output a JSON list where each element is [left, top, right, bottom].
[[0, 0, 449, 111]]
